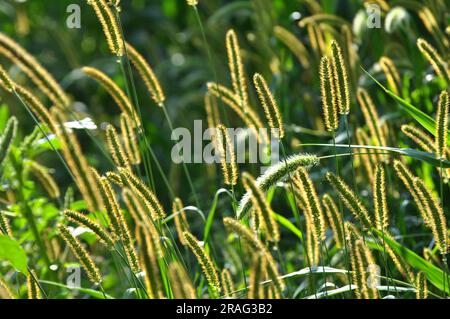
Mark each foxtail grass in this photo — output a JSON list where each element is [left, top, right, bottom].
[[273, 26, 310, 69], [28, 161, 60, 199], [58, 224, 102, 284], [242, 172, 279, 242], [183, 231, 221, 297], [379, 56, 401, 95], [417, 38, 450, 84], [87, 0, 123, 56], [0, 32, 69, 108], [220, 268, 236, 298], [106, 124, 131, 170], [237, 154, 319, 219], [226, 29, 248, 113], [169, 262, 196, 299], [120, 113, 141, 165], [253, 73, 284, 139], [216, 124, 238, 186], [0, 116, 17, 167], [125, 43, 165, 106], [64, 210, 115, 248], [27, 270, 42, 299], [326, 172, 372, 229], [319, 56, 338, 132]]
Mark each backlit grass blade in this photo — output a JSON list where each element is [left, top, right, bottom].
[[362, 67, 450, 146]]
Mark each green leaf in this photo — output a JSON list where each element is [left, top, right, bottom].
[[39, 280, 114, 299], [274, 213, 304, 241], [363, 67, 450, 146], [0, 235, 28, 274], [370, 229, 449, 294]]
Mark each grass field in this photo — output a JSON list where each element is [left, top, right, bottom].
[[0, 0, 449, 299]]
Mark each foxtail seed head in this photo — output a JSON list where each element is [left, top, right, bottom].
[[401, 124, 435, 153], [0, 64, 14, 92], [125, 43, 165, 105], [330, 40, 350, 115], [393, 160, 430, 226], [58, 224, 102, 284], [106, 124, 131, 170], [273, 25, 310, 69], [417, 38, 450, 84], [172, 197, 190, 246], [414, 177, 448, 255], [248, 254, 266, 299], [136, 225, 163, 298], [207, 82, 268, 144], [242, 172, 280, 242], [27, 270, 42, 299], [295, 168, 326, 242], [216, 124, 238, 186], [223, 217, 285, 293], [0, 116, 18, 167], [0, 211, 13, 238], [357, 88, 386, 148], [435, 91, 449, 160], [379, 56, 401, 95], [373, 164, 389, 231], [183, 232, 221, 297], [119, 167, 166, 219], [120, 113, 141, 165], [319, 56, 338, 132], [64, 210, 115, 248], [0, 32, 69, 108], [225, 29, 248, 112], [253, 73, 284, 139], [322, 194, 344, 248], [415, 272, 428, 299], [28, 161, 60, 199], [237, 154, 319, 219], [220, 268, 235, 298], [168, 262, 196, 299], [82, 67, 140, 126], [87, 0, 123, 56], [326, 172, 373, 229]]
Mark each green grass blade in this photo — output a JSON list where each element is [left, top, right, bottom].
[[370, 229, 449, 294], [303, 143, 450, 168], [362, 67, 450, 146]]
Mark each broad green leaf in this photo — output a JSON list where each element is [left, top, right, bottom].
[[0, 235, 28, 274], [370, 229, 449, 294], [363, 68, 450, 146]]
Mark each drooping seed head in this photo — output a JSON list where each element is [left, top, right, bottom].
[[125, 43, 165, 105], [237, 154, 319, 219], [58, 224, 102, 284], [417, 38, 450, 84], [414, 177, 448, 255]]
